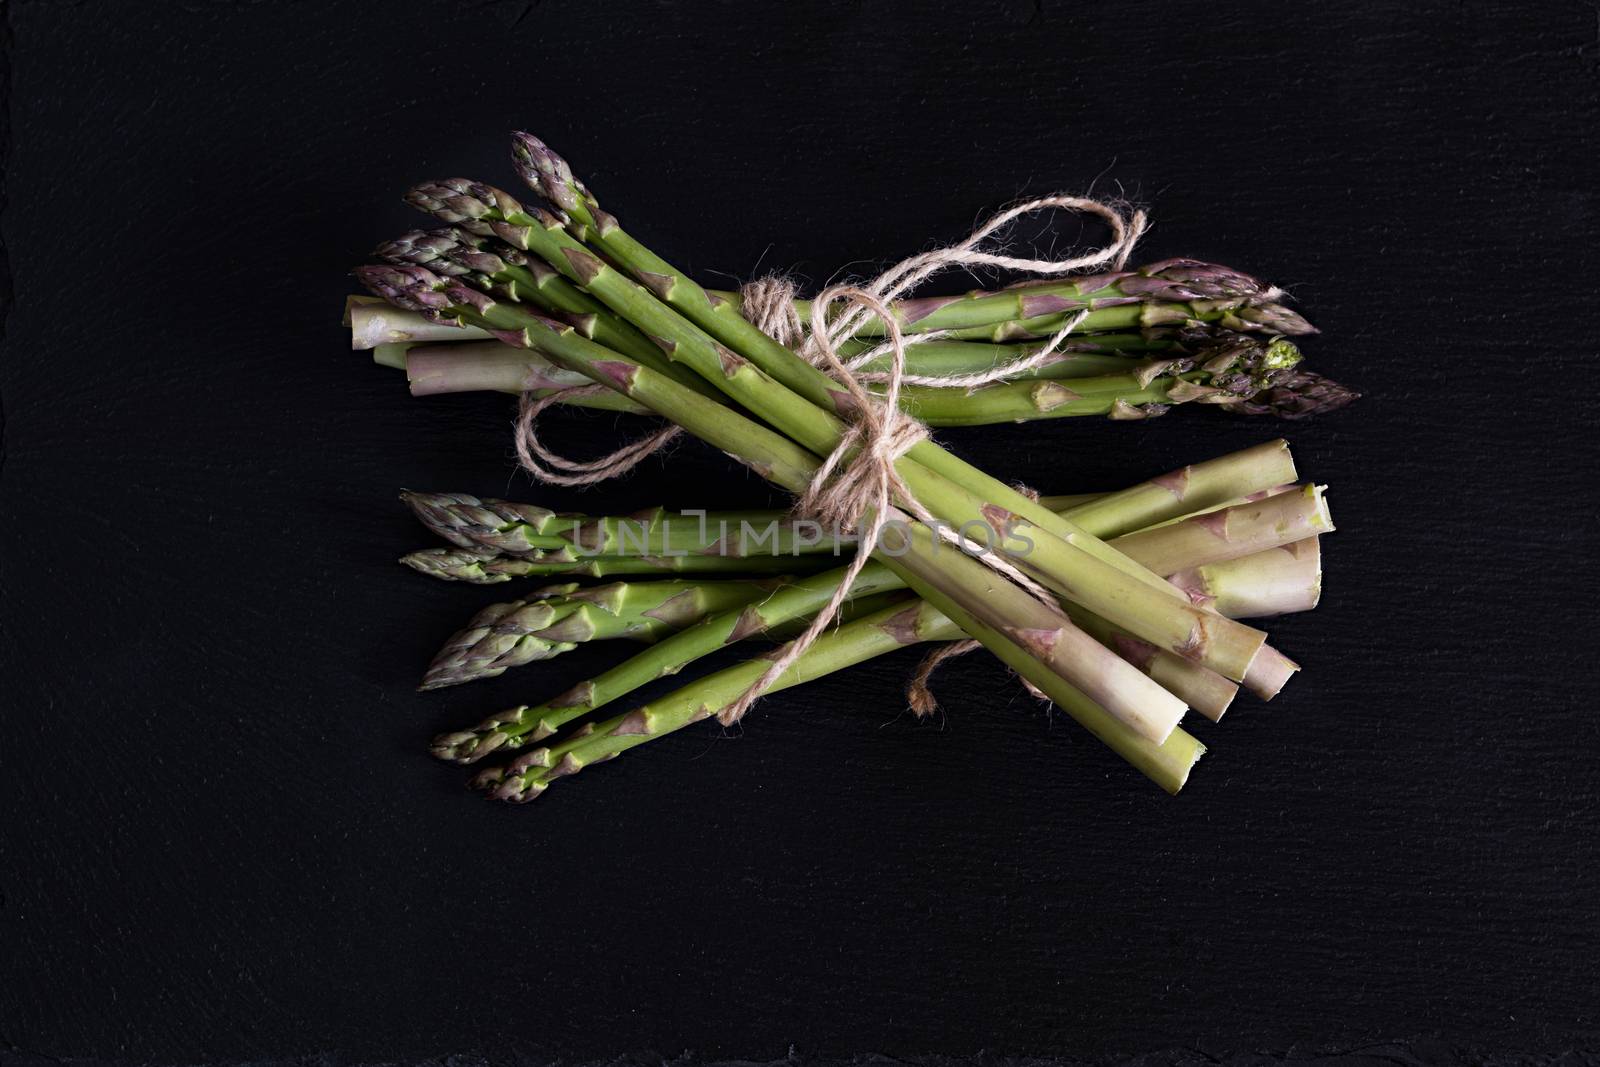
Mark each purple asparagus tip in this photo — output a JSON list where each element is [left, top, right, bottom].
[[1237, 371, 1361, 419], [354, 264, 453, 314], [374, 229, 482, 276], [511, 131, 584, 214]]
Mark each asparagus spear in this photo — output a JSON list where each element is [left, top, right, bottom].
[[380, 320, 1283, 386], [401, 184, 1272, 687], [892, 336, 1303, 426], [420, 577, 777, 690], [1058, 438, 1297, 539], [400, 544, 833, 583], [384, 330, 1328, 426], [838, 328, 1269, 382], [391, 336, 1139, 395], [401, 340, 581, 393], [401, 491, 852, 558], [359, 263, 1189, 746], [1109, 484, 1332, 576], [404, 342, 654, 413], [704, 271, 1316, 339], [350, 298, 488, 348], [474, 599, 1206, 801], [1169, 538, 1323, 618]]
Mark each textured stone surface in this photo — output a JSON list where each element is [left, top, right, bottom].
[[0, 0, 1596, 1063]]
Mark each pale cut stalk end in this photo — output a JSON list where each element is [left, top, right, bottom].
[[372, 343, 410, 370], [405, 342, 580, 397], [1177, 538, 1324, 619], [1105, 629, 1237, 725], [350, 303, 394, 350], [1242, 644, 1300, 700], [1056, 626, 1189, 745], [344, 294, 382, 326], [351, 302, 484, 348], [1172, 742, 1206, 796], [1153, 659, 1238, 723]]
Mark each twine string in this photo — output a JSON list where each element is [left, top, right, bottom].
[[513, 383, 683, 487]]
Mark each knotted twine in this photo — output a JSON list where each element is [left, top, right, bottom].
[[512, 194, 1149, 721]]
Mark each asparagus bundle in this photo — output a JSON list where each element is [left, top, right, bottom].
[[351, 132, 1350, 797], [353, 232, 1356, 424], [426, 445, 1331, 772], [458, 460, 1334, 801], [381, 170, 1288, 693]]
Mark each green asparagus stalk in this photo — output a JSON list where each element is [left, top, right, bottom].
[[1169, 538, 1323, 618], [420, 577, 777, 690], [1108, 484, 1332, 576], [1058, 438, 1297, 539], [359, 263, 1190, 746], [401, 184, 1272, 686], [1064, 485, 1329, 716], [839, 328, 1269, 382], [380, 319, 1291, 389], [475, 598, 1206, 801], [385, 330, 1320, 425], [892, 335, 1303, 426], [398, 341, 656, 413], [401, 491, 852, 558], [351, 302, 1187, 357], [1062, 487, 1325, 717], [350, 297, 488, 348], [400, 544, 834, 583], [698, 270, 1316, 339], [403, 341, 587, 392]]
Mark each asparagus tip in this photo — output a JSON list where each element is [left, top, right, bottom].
[[398, 546, 509, 584], [354, 263, 453, 315], [510, 131, 584, 214]]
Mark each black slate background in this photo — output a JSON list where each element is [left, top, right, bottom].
[[1, 0, 1598, 1063]]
